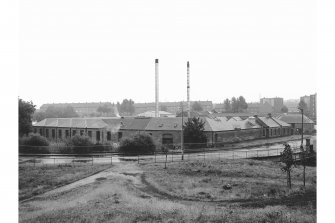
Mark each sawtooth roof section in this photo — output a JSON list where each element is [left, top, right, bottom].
[[275, 114, 314, 124], [271, 117, 291, 127], [257, 117, 281, 128]]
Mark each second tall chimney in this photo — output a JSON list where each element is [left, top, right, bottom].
[[155, 59, 159, 118]]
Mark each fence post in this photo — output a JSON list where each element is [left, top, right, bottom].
[[204, 147, 206, 162], [164, 153, 167, 169]]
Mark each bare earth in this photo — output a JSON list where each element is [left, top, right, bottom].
[[19, 161, 316, 223]]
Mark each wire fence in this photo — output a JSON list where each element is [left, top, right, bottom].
[[19, 144, 308, 167]]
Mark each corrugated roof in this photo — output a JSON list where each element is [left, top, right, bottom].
[[276, 114, 314, 124], [34, 118, 109, 129]]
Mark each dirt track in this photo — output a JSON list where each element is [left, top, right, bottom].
[[19, 162, 316, 222]]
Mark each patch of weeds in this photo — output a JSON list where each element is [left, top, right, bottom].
[[201, 178, 211, 183]]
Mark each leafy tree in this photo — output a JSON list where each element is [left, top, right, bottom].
[[119, 99, 135, 116], [119, 133, 156, 155], [230, 96, 248, 113], [281, 106, 288, 113], [62, 106, 79, 117], [183, 117, 207, 149], [280, 144, 296, 188], [97, 104, 112, 115], [40, 105, 79, 119], [19, 99, 36, 136], [223, 98, 231, 112], [238, 96, 248, 111], [231, 97, 238, 113], [298, 100, 308, 112], [33, 105, 80, 122], [32, 111, 46, 122], [191, 102, 203, 112], [160, 105, 168, 112]]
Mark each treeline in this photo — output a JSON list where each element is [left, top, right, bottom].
[[33, 105, 79, 122], [223, 96, 248, 113]]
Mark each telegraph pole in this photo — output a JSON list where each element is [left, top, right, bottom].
[[181, 103, 184, 160], [300, 108, 304, 148]]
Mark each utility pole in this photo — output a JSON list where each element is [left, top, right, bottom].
[[300, 108, 304, 148], [181, 103, 184, 160], [299, 107, 306, 187]]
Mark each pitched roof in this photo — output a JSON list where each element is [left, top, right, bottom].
[[145, 117, 186, 131], [257, 116, 281, 128], [271, 117, 291, 127], [203, 117, 235, 131], [137, 111, 175, 117], [275, 114, 314, 124], [33, 118, 110, 128]]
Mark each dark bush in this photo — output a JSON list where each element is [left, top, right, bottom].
[[119, 133, 156, 155], [19, 133, 50, 154], [67, 135, 94, 154]]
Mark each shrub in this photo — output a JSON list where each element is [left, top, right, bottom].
[[67, 135, 94, 154], [19, 133, 50, 154], [119, 133, 156, 155], [49, 141, 71, 154]]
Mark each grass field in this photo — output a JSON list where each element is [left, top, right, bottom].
[[19, 159, 316, 223], [140, 159, 316, 222], [19, 164, 111, 201]]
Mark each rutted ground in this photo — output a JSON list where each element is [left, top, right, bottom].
[[19, 160, 316, 223]]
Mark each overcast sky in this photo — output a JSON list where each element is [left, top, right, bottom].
[[18, 0, 317, 108]]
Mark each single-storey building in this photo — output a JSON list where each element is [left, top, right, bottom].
[[32, 114, 293, 147], [32, 117, 121, 144], [275, 113, 315, 134], [254, 114, 292, 138]]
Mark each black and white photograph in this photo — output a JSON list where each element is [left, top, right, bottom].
[[2, 0, 335, 222]]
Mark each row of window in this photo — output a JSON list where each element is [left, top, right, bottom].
[[262, 128, 291, 137], [33, 128, 116, 141]]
